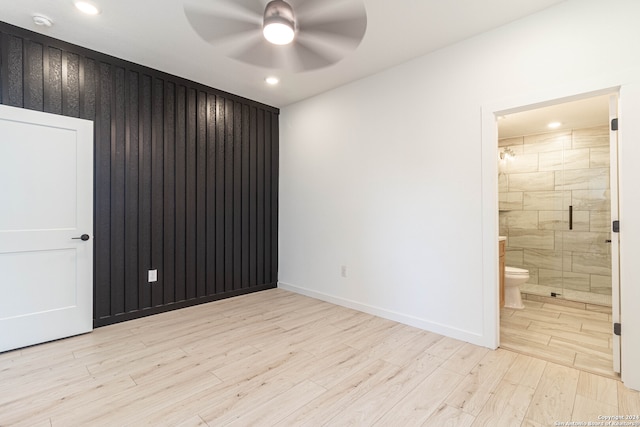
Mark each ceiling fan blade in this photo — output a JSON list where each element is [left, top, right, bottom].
[[300, 15, 367, 48], [286, 38, 345, 71], [185, 0, 264, 21], [293, 0, 366, 25], [184, 1, 262, 44], [232, 39, 289, 70], [231, 36, 337, 72]]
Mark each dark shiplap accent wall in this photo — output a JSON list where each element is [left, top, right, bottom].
[[0, 22, 279, 327]]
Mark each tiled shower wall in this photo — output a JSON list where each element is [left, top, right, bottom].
[[498, 125, 612, 301]]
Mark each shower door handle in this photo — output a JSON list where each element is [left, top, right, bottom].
[[569, 205, 573, 230]]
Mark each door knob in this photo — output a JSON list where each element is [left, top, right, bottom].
[[72, 234, 90, 241]]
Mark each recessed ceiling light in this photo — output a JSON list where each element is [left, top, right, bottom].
[[75, 1, 100, 15], [265, 76, 279, 85], [32, 14, 53, 27], [548, 121, 562, 129]]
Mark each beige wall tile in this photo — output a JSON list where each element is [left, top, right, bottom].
[[572, 189, 610, 211], [504, 211, 539, 229], [539, 148, 590, 171], [509, 229, 556, 250], [560, 231, 612, 255], [499, 136, 524, 147], [590, 146, 610, 168], [498, 173, 508, 192], [555, 168, 609, 190], [499, 192, 523, 210], [505, 153, 539, 173], [523, 131, 572, 154], [538, 211, 565, 230], [523, 249, 563, 271], [506, 248, 524, 266], [509, 172, 555, 192], [572, 126, 609, 149], [562, 271, 592, 292], [538, 210, 589, 231], [591, 274, 612, 295], [572, 252, 612, 276], [523, 191, 571, 211], [499, 212, 508, 235], [538, 268, 563, 286], [590, 211, 611, 232]]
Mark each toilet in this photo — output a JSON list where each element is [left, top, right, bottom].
[[504, 266, 529, 309]]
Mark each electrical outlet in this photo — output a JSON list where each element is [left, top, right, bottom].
[[148, 269, 158, 282], [341, 265, 347, 278]]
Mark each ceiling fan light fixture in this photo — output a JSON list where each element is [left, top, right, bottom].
[[263, 0, 295, 45]]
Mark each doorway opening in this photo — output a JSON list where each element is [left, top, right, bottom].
[[495, 93, 620, 378]]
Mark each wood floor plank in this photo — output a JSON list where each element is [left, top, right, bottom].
[[422, 403, 476, 427], [373, 367, 465, 426], [321, 350, 445, 426], [471, 380, 535, 426], [445, 349, 518, 416], [439, 343, 490, 375], [572, 395, 617, 423], [524, 363, 580, 425], [274, 359, 402, 426], [617, 381, 640, 415], [226, 380, 327, 426]]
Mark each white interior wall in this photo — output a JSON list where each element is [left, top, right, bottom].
[[279, 0, 640, 389]]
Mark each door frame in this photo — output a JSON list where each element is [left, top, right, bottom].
[[481, 84, 631, 376]]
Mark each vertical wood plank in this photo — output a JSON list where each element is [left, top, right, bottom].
[[185, 88, 197, 300], [110, 66, 126, 315], [224, 98, 234, 292], [256, 109, 265, 285], [6, 35, 23, 107], [138, 74, 153, 310], [124, 70, 140, 313], [63, 52, 80, 117], [196, 91, 207, 297], [95, 61, 112, 320], [151, 78, 165, 308], [233, 101, 243, 291], [80, 57, 96, 121], [215, 97, 226, 294], [249, 106, 258, 287], [163, 81, 176, 305], [174, 85, 187, 302], [45, 47, 62, 114], [241, 104, 250, 289], [270, 112, 279, 284], [263, 111, 272, 283], [24, 40, 43, 111], [206, 94, 217, 295]]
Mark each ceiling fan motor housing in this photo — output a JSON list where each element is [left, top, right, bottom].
[[263, 0, 296, 43]]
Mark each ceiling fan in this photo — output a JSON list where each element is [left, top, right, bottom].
[[183, 0, 367, 72]]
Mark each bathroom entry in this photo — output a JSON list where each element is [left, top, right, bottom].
[[497, 92, 621, 375]]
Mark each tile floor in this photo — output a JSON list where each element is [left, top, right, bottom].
[[500, 298, 615, 379]]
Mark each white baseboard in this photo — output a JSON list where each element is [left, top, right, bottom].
[[278, 281, 490, 348]]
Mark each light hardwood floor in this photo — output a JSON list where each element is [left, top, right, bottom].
[[1, 288, 639, 426]]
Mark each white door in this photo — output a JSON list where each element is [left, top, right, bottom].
[[0, 105, 93, 353], [609, 94, 621, 374]]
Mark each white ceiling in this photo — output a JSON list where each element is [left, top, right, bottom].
[[0, 0, 567, 108], [498, 95, 611, 139]]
